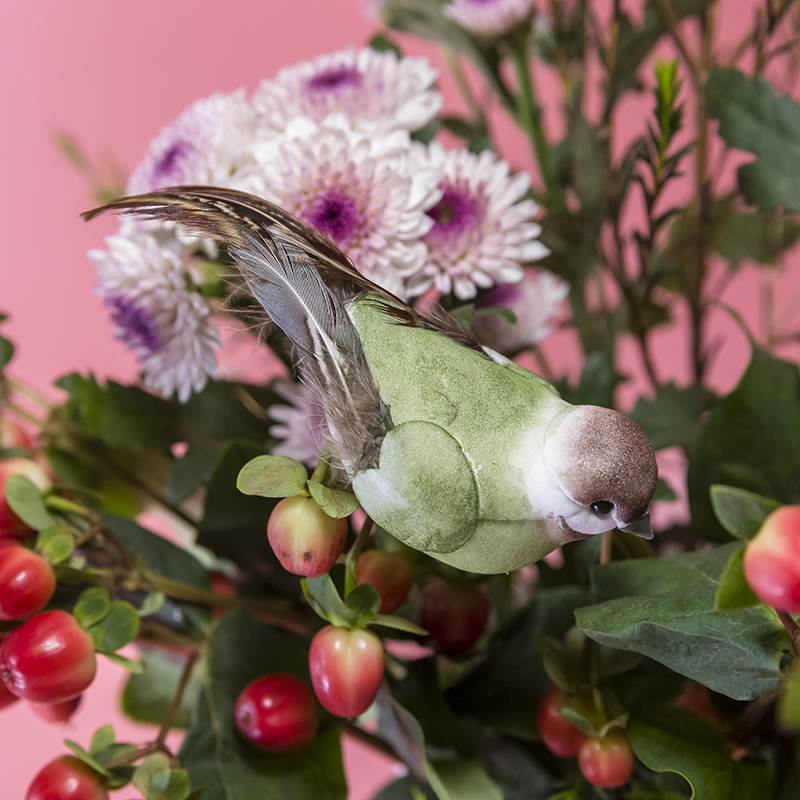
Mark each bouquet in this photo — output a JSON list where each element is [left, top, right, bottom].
[[2, 0, 800, 797]]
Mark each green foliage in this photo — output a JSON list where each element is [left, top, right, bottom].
[[575, 543, 788, 699], [5, 474, 55, 530], [710, 485, 781, 541], [707, 68, 800, 211], [237, 454, 309, 498], [179, 612, 348, 800], [688, 350, 800, 541], [630, 383, 716, 451]]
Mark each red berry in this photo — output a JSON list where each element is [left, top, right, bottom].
[[309, 625, 384, 718], [267, 496, 348, 577], [537, 684, 589, 757], [578, 731, 635, 788], [0, 610, 96, 702], [0, 545, 56, 620], [26, 755, 108, 800], [235, 673, 318, 752], [0, 458, 51, 541], [357, 550, 414, 613], [743, 506, 800, 612], [29, 694, 82, 723], [420, 578, 490, 657]]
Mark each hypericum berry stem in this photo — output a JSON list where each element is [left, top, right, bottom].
[[156, 649, 200, 748], [777, 610, 800, 655], [344, 514, 374, 597]]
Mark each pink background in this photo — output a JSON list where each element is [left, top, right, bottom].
[[1, 0, 799, 797]]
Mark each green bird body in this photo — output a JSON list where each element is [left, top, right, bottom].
[[84, 187, 659, 575]]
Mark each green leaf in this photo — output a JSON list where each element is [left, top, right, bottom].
[[302, 574, 378, 628], [369, 32, 402, 57], [628, 714, 733, 799], [103, 652, 144, 674], [0, 334, 14, 369], [372, 614, 428, 636], [575, 543, 788, 700], [687, 349, 800, 542], [237, 454, 308, 499], [629, 383, 716, 451], [778, 665, 800, 732], [430, 760, 503, 800], [89, 725, 116, 755], [306, 481, 359, 518], [73, 586, 111, 629], [713, 543, 759, 610], [710, 484, 781, 541], [4, 474, 55, 530], [36, 523, 76, 564], [134, 753, 191, 800], [63, 739, 111, 777], [101, 512, 211, 634], [557, 351, 619, 409], [707, 67, 800, 211], [138, 590, 167, 617], [179, 611, 347, 800], [122, 645, 201, 729], [89, 601, 141, 653]]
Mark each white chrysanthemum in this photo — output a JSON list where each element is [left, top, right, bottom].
[[473, 269, 568, 352], [408, 141, 549, 300], [444, 0, 535, 37], [252, 47, 441, 135], [268, 381, 327, 468], [244, 113, 442, 296], [90, 224, 220, 402], [127, 89, 256, 194]]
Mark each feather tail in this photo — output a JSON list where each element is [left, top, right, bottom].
[[83, 186, 390, 470]]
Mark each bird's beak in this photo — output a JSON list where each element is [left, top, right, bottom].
[[619, 513, 653, 540]]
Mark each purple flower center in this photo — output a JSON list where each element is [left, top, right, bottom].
[[426, 184, 486, 247], [306, 66, 363, 94], [153, 140, 192, 182], [107, 296, 161, 352], [303, 190, 361, 245]]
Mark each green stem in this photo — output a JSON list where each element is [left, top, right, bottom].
[[508, 39, 554, 200], [155, 649, 201, 748], [344, 514, 375, 596], [310, 459, 328, 485], [777, 610, 800, 655]]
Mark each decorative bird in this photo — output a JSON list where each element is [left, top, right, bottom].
[[83, 186, 658, 574]]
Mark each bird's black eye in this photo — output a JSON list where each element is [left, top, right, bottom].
[[590, 500, 614, 516]]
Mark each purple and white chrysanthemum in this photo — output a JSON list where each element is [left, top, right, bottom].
[[252, 47, 441, 135], [268, 381, 327, 468], [408, 141, 549, 300], [244, 113, 442, 296], [90, 224, 220, 402], [444, 0, 535, 38], [127, 89, 256, 194], [473, 269, 568, 352]]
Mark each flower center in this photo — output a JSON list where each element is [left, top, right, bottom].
[[108, 296, 161, 352], [426, 184, 486, 247], [153, 140, 192, 182], [306, 66, 363, 94], [303, 190, 361, 245]]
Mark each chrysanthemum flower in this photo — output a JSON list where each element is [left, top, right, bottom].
[[90, 224, 220, 402], [472, 269, 568, 352], [252, 47, 441, 135], [444, 0, 535, 38], [245, 113, 442, 296], [408, 141, 549, 300], [268, 381, 327, 467], [127, 89, 256, 194]]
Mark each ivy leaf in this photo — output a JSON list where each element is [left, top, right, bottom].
[[713, 543, 759, 610], [688, 349, 800, 542], [707, 68, 800, 211], [237, 455, 309, 499], [628, 713, 733, 799], [710, 484, 781, 541], [575, 543, 787, 700], [629, 383, 716, 451]]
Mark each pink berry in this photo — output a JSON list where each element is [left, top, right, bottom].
[[309, 625, 384, 718], [0, 545, 56, 620], [420, 578, 490, 657], [267, 496, 348, 577], [578, 731, 635, 788], [26, 755, 108, 800], [537, 684, 589, 757], [357, 550, 414, 613]]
